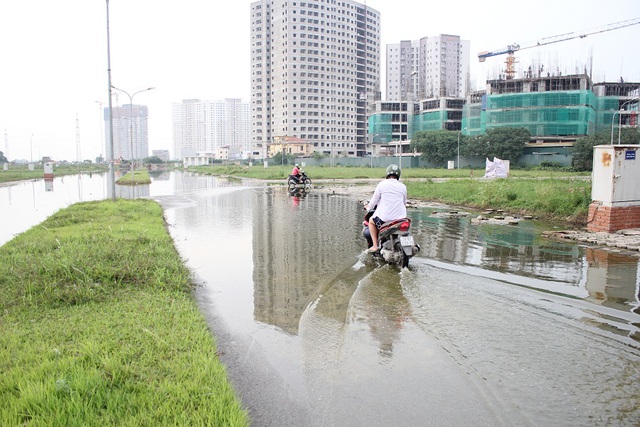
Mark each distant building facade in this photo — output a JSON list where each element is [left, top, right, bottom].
[[250, 0, 382, 159], [386, 34, 470, 101], [172, 98, 250, 160], [268, 136, 313, 158], [104, 104, 149, 162]]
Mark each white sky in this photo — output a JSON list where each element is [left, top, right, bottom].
[[0, 0, 638, 162]]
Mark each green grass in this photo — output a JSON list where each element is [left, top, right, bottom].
[[191, 164, 589, 180], [406, 177, 591, 225], [117, 170, 152, 185], [0, 200, 249, 426]]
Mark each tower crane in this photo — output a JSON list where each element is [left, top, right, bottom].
[[478, 17, 640, 79]]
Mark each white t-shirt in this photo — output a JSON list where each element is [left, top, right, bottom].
[[368, 178, 407, 223]]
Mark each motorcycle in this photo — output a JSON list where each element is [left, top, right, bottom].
[[287, 170, 312, 190], [362, 206, 420, 268]]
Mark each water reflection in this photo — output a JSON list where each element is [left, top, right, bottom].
[[584, 249, 640, 313], [347, 269, 412, 359], [409, 207, 640, 313], [288, 186, 311, 208], [251, 190, 363, 334], [0, 174, 110, 245], [116, 183, 150, 199], [44, 177, 54, 192]]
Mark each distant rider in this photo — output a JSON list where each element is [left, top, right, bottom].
[[291, 164, 302, 183], [365, 164, 407, 253]]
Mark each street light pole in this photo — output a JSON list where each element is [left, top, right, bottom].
[[619, 98, 638, 145], [611, 98, 639, 145], [369, 132, 381, 168], [30, 134, 34, 164], [105, 0, 116, 201], [369, 133, 377, 168], [610, 109, 617, 145], [397, 71, 417, 171], [111, 86, 154, 182]]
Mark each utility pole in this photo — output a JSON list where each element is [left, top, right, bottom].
[[106, 0, 116, 201]]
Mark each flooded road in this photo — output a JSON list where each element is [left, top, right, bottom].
[[153, 173, 640, 426], [2, 171, 640, 426]]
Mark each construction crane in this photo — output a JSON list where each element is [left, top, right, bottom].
[[478, 17, 640, 79]]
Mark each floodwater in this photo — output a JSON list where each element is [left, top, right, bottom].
[[2, 171, 640, 426], [0, 171, 150, 245]]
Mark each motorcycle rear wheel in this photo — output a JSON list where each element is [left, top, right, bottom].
[[394, 241, 410, 268]]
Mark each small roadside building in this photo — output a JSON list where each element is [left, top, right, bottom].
[[268, 136, 313, 158]]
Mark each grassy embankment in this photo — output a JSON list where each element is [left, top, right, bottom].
[[0, 163, 109, 184], [0, 199, 249, 426], [193, 165, 592, 226], [117, 170, 152, 185]]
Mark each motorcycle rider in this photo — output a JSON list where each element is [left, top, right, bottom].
[[291, 163, 302, 183], [365, 164, 407, 253]]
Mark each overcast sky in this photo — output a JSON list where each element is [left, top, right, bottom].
[[0, 0, 638, 161]]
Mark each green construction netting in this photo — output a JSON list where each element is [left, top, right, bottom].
[[487, 90, 596, 109], [482, 90, 597, 136], [369, 113, 393, 142], [368, 90, 634, 139], [413, 110, 448, 132]]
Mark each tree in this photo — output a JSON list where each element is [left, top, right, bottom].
[[410, 130, 457, 163], [466, 127, 529, 161], [0, 151, 7, 163], [572, 128, 640, 171], [272, 150, 292, 165], [618, 127, 640, 146], [144, 156, 164, 164], [571, 130, 609, 171], [411, 127, 529, 164]]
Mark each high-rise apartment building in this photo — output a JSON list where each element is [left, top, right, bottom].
[[104, 104, 149, 162], [172, 98, 250, 160], [250, 0, 381, 159], [387, 34, 470, 101]]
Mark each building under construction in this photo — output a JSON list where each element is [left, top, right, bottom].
[[367, 73, 638, 164], [463, 73, 639, 145]]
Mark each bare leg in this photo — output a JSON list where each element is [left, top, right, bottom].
[[368, 220, 379, 252]]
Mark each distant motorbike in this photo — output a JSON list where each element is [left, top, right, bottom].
[[362, 206, 420, 268], [287, 171, 312, 190]]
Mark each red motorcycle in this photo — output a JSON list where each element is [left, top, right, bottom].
[[362, 207, 420, 268]]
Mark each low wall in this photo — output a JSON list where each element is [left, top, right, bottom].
[[587, 203, 640, 233]]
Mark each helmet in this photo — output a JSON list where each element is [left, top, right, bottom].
[[386, 164, 401, 179], [295, 164, 300, 168]]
